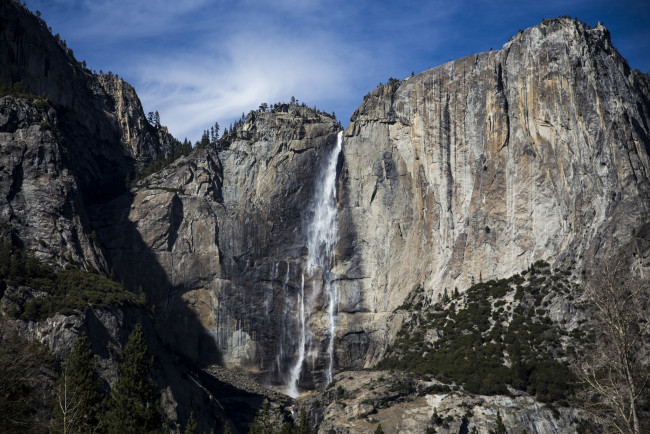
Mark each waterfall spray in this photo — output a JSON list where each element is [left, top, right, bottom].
[[286, 131, 342, 396], [287, 274, 306, 397]]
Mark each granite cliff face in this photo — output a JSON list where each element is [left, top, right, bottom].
[[93, 106, 342, 391], [335, 18, 650, 366], [0, 1, 179, 267], [97, 73, 178, 167], [93, 18, 650, 392], [0, 1, 175, 166], [2, 3, 650, 431], [0, 96, 108, 269]]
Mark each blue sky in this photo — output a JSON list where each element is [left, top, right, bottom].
[[25, 0, 650, 142]]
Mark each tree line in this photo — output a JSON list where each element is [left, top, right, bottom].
[[51, 324, 162, 433], [0, 321, 318, 433], [0, 322, 163, 433]]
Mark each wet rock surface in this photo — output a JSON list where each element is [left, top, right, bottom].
[[93, 106, 342, 390]]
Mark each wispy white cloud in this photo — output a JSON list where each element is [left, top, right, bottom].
[[136, 29, 358, 140], [126, 0, 461, 139], [26, 0, 650, 142], [27, 0, 463, 139]]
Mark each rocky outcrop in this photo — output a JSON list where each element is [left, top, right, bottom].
[[93, 106, 342, 390], [335, 18, 650, 366], [0, 1, 173, 169], [97, 73, 178, 166], [0, 1, 180, 267], [0, 96, 106, 268], [0, 1, 126, 202], [301, 370, 579, 433]]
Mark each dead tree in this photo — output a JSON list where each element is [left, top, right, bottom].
[[577, 259, 650, 434]]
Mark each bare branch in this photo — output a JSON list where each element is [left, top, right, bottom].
[[575, 258, 650, 434]]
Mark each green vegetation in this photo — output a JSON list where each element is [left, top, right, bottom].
[[0, 323, 163, 433], [0, 323, 57, 433], [248, 404, 314, 434], [490, 410, 506, 434], [105, 323, 163, 433], [51, 333, 105, 433], [20, 268, 145, 321], [377, 261, 576, 404], [0, 76, 51, 106], [0, 239, 145, 321], [134, 137, 193, 182], [184, 411, 198, 434], [49, 325, 163, 433]]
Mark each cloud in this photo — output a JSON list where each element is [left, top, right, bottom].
[[124, 0, 461, 139], [25, 0, 477, 139], [136, 29, 357, 140], [30, 0, 649, 142], [28, 0, 466, 139]]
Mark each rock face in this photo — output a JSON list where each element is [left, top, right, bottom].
[[0, 1, 179, 267], [93, 106, 342, 390], [97, 73, 179, 167], [0, 1, 175, 167], [93, 18, 650, 393], [2, 5, 650, 431], [0, 96, 107, 269], [300, 370, 578, 434], [335, 18, 650, 366]]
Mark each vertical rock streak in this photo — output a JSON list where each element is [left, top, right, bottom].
[[287, 131, 343, 396], [276, 263, 291, 376]]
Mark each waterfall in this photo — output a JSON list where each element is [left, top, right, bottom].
[[286, 274, 306, 397], [286, 131, 342, 397]]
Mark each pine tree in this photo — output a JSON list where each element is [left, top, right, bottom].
[[295, 408, 312, 434], [105, 324, 162, 433], [248, 403, 284, 434], [0, 328, 58, 432], [199, 130, 210, 148], [184, 411, 197, 434], [374, 423, 385, 434], [489, 410, 506, 434], [52, 333, 105, 433], [278, 422, 294, 434]]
